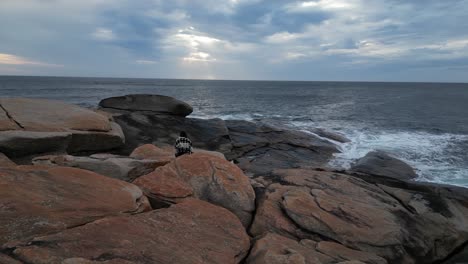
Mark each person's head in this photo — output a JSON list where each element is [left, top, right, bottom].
[[180, 131, 187, 137]]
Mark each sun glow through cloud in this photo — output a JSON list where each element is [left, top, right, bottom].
[[0, 0, 467, 81], [0, 53, 61, 67]]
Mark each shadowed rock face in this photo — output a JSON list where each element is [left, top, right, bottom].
[[250, 169, 468, 264], [99, 94, 193, 117], [32, 154, 167, 182], [112, 113, 232, 155], [9, 199, 250, 264], [0, 98, 124, 158], [226, 120, 340, 176], [350, 151, 418, 180], [133, 152, 256, 227], [0, 166, 150, 246], [0, 152, 15, 167]]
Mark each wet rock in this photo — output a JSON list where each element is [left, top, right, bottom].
[[0, 165, 150, 246], [226, 120, 339, 175], [112, 113, 232, 155], [311, 128, 351, 143], [133, 152, 255, 227], [10, 199, 250, 264], [32, 154, 165, 182], [350, 151, 418, 180], [99, 94, 193, 117], [0, 98, 124, 158]]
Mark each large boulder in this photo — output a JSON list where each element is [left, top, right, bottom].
[[0, 98, 124, 158], [111, 113, 232, 155], [99, 94, 193, 117], [133, 152, 255, 227], [8, 199, 250, 264], [246, 233, 387, 264], [32, 154, 166, 182], [250, 169, 468, 263], [226, 120, 339, 175], [0, 165, 150, 246], [350, 151, 418, 180]]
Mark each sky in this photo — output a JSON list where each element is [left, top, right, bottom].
[[1, 0, 468, 82]]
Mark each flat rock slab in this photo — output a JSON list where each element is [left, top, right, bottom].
[[10, 199, 250, 264], [0, 98, 125, 157], [0, 165, 150, 246], [99, 94, 193, 117], [350, 150, 418, 180], [134, 152, 255, 227], [0, 98, 110, 132], [33, 154, 165, 182]]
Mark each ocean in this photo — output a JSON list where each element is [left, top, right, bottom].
[[1, 76, 468, 187]]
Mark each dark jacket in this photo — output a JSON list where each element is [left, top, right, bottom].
[[174, 136, 193, 157]]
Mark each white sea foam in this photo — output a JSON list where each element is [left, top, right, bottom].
[[290, 121, 468, 187], [190, 112, 264, 121]]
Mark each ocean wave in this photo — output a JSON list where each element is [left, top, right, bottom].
[[328, 130, 468, 187]]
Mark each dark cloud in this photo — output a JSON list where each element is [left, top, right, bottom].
[[0, 0, 467, 82]]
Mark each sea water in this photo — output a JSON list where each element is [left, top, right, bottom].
[[1, 76, 467, 187]]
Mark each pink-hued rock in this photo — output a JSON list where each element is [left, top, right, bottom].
[[10, 199, 250, 264], [0, 106, 18, 131], [246, 233, 387, 264], [32, 154, 165, 182], [130, 144, 174, 165], [134, 152, 255, 227], [0, 152, 16, 167], [0, 98, 110, 132], [0, 165, 150, 246], [249, 169, 468, 263], [0, 98, 125, 157]]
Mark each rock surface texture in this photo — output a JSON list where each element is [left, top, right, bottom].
[[250, 169, 468, 264], [99, 94, 193, 117], [32, 154, 165, 182], [134, 152, 256, 227], [226, 120, 340, 175], [0, 152, 15, 167], [0, 98, 124, 158], [350, 150, 418, 180], [247, 233, 387, 264], [8, 199, 250, 264], [0, 165, 150, 246], [111, 113, 232, 155]]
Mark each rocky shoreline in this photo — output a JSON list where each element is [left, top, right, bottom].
[[1, 94, 468, 264]]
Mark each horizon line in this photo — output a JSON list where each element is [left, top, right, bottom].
[[0, 74, 467, 85]]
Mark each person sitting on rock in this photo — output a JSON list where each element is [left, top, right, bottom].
[[175, 131, 193, 157]]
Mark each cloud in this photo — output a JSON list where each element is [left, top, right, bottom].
[[92, 28, 116, 41], [0, 53, 62, 67], [1, 0, 468, 81], [135, 60, 157, 65]]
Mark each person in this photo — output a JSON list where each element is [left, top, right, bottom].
[[174, 131, 193, 157]]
